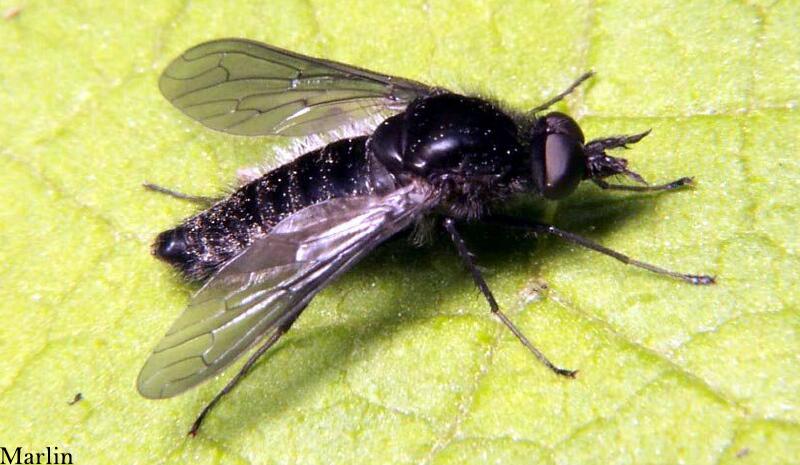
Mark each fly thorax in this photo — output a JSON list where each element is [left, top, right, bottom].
[[367, 112, 407, 188], [369, 94, 524, 190]]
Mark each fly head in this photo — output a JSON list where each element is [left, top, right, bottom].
[[528, 112, 651, 199]]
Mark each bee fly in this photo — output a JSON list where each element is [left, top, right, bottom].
[[138, 38, 715, 435]]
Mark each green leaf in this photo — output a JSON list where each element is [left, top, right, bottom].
[[1, 0, 798, 464]]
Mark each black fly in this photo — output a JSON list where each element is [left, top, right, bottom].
[[137, 38, 715, 435]]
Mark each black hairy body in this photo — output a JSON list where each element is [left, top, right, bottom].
[[155, 136, 376, 280], [155, 93, 529, 280]]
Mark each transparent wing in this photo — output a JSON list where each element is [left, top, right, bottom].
[[159, 38, 434, 137], [138, 183, 433, 398]]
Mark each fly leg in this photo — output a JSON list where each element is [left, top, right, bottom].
[[488, 215, 715, 285], [593, 177, 694, 192], [584, 132, 696, 192], [443, 218, 577, 378], [189, 308, 305, 436], [143, 182, 219, 206], [529, 71, 595, 114]]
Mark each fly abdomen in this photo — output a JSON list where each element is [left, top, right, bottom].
[[155, 136, 385, 280], [252, 137, 377, 228]]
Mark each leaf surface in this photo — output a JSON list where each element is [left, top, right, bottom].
[[1, 0, 798, 464]]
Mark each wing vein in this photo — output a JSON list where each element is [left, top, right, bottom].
[[138, 183, 433, 398], [223, 95, 386, 131], [159, 38, 433, 137], [181, 49, 305, 75]]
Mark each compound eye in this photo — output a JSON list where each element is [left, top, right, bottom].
[[542, 133, 585, 199], [543, 112, 585, 144]]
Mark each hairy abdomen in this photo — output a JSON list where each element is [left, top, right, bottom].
[[154, 136, 379, 280]]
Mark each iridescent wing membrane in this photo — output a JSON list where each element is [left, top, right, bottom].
[[159, 38, 434, 137], [138, 183, 433, 398]]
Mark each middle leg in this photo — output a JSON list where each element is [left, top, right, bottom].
[[443, 218, 577, 378]]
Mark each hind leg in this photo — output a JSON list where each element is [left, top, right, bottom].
[[143, 182, 219, 206], [188, 308, 305, 436]]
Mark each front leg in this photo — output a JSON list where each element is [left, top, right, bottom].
[[593, 176, 694, 193], [583, 130, 696, 193], [443, 218, 577, 378], [488, 215, 715, 285]]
